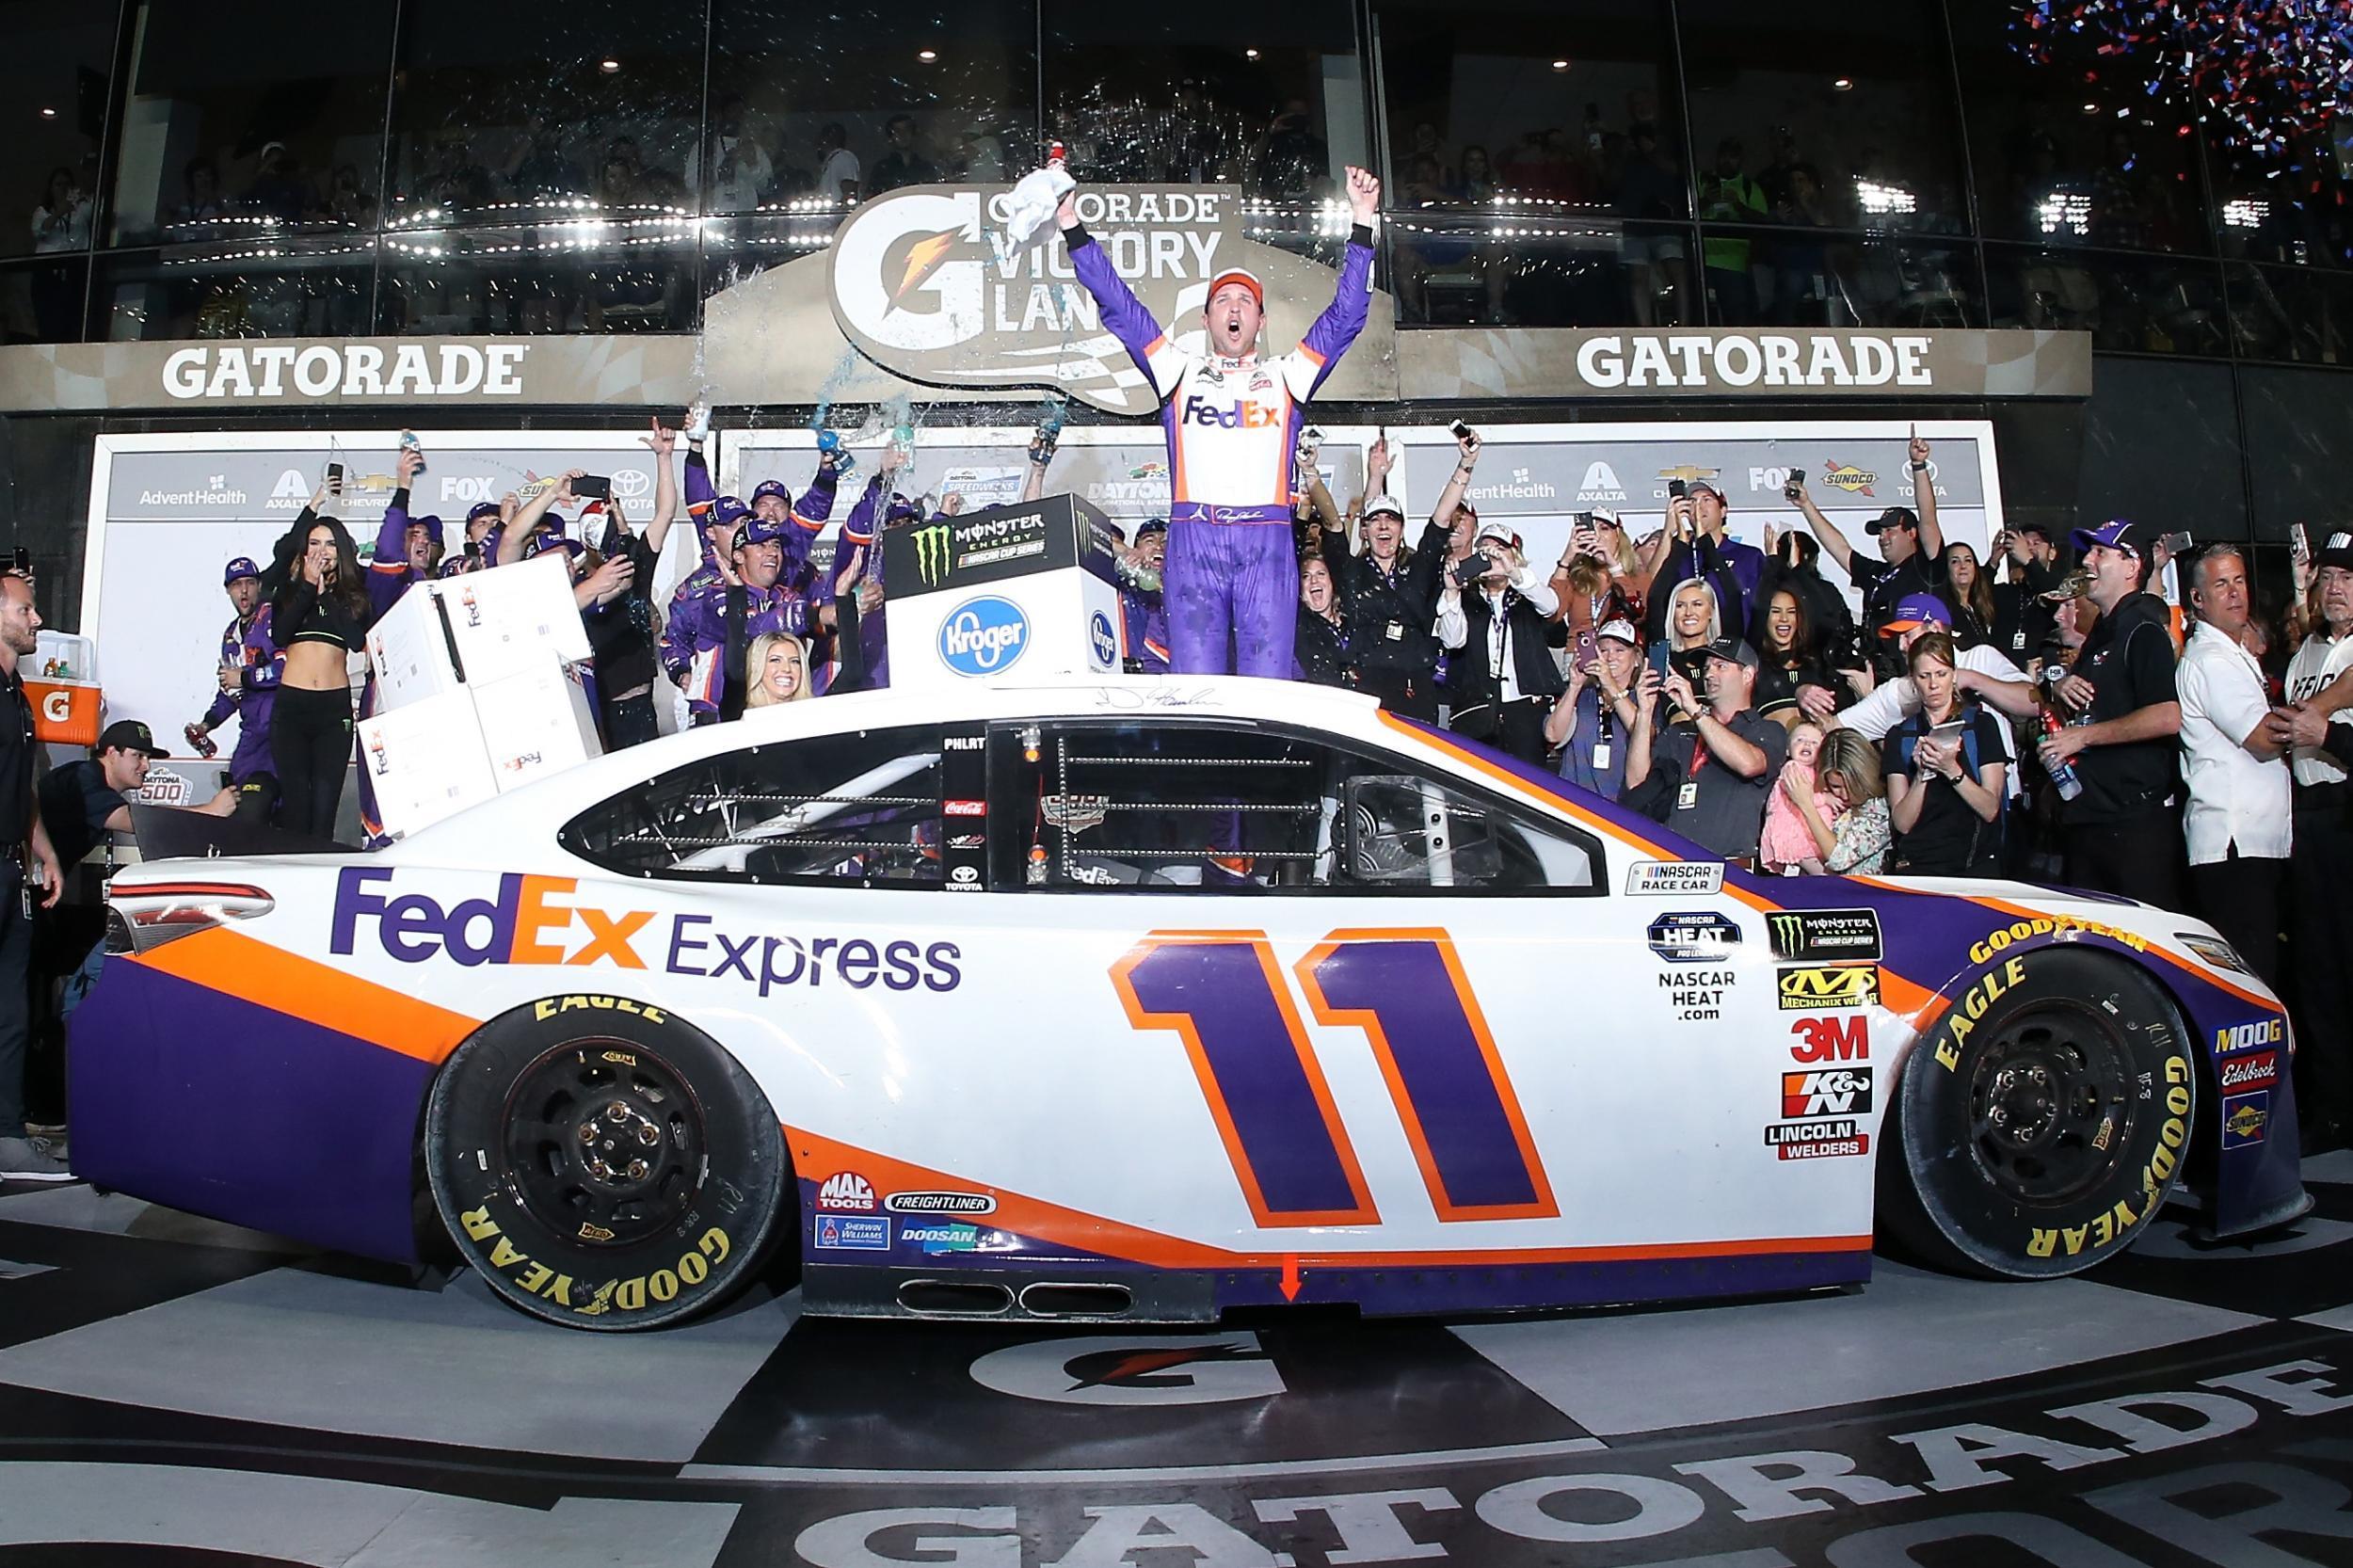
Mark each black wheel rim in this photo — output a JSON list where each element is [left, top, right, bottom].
[[498, 1039, 706, 1248], [1961, 1000, 2135, 1209]]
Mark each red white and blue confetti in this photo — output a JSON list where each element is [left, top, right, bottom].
[[2016, 0, 2353, 158]]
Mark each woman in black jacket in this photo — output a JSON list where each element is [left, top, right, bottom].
[[1295, 552, 1352, 688], [1750, 585, 1842, 725], [260, 491, 374, 839]]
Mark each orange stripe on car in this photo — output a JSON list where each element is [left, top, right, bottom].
[[130, 927, 479, 1064]]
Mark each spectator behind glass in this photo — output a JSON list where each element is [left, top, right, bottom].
[[1758, 719, 1837, 873], [1548, 617, 1644, 806], [1941, 542, 1996, 649], [1883, 632, 2009, 876], [1623, 634, 1787, 864], [168, 155, 225, 235], [744, 632, 812, 707], [816, 122, 860, 203], [2036, 519, 2185, 907], [1781, 726, 1893, 875], [870, 114, 939, 193], [1295, 553, 1350, 688], [31, 168, 90, 253]]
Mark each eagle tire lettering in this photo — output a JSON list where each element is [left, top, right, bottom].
[[424, 998, 790, 1331], [1879, 949, 2195, 1281]]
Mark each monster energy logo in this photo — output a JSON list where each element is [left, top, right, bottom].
[[1767, 908, 1883, 962], [911, 520, 954, 587]]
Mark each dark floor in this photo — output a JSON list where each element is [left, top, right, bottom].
[[6, 1159, 2353, 1566]]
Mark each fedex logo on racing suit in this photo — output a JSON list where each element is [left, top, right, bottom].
[[1180, 395, 1287, 430], [330, 868, 962, 995]]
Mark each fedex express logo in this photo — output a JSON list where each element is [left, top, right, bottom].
[[329, 869, 961, 995], [1181, 395, 1285, 429]]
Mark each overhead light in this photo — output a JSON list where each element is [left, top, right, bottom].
[[1832, 76, 1854, 91], [39, 106, 56, 118], [1552, 59, 1571, 72], [600, 58, 620, 72], [917, 47, 937, 61], [2082, 101, 2100, 114], [1244, 47, 1260, 59]]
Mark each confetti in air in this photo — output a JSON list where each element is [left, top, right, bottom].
[[2014, 0, 2353, 159]]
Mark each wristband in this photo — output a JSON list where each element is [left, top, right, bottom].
[[1909, 459, 1929, 473]]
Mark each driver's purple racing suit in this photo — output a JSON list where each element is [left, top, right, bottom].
[[1067, 218, 1373, 677]]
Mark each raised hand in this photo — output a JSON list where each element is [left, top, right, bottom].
[[1344, 165, 1381, 223]]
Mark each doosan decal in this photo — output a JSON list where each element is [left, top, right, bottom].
[[161, 342, 530, 401]]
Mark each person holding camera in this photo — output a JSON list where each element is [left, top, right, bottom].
[[1547, 617, 1644, 803], [1990, 520, 2064, 662], [1787, 428, 1947, 645], [1883, 632, 2009, 876], [1622, 635, 1786, 864], [1320, 435, 1454, 718], [1640, 479, 1763, 646], [1440, 520, 1563, 764]]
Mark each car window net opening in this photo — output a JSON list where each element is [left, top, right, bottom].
[[563, 729, 944, 887], [1017, 723, 1601, 893]]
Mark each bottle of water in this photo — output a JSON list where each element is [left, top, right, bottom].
[[815, 427, 856, 482], [399, 428, 426, 475], [2039, 707, 2084, 802]]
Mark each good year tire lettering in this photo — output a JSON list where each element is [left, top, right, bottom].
[[458, 1205, 731, 1317]]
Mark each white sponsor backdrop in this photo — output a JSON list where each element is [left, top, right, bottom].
[[83, 419, 2005, 766], [84, 430, 682, 765]]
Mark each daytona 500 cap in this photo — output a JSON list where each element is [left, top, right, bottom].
[[1880, 592, 1953, 635], [222, 555, 261, 585]]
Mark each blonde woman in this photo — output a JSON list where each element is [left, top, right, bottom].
[[744, 632, 813, 709], [1785, 727, 1892, 874], [1645, 576, 1721, 681]]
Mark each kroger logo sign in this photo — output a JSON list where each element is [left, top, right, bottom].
[[938, 596, 1029, 677], [1088, 610, 1118, 669]]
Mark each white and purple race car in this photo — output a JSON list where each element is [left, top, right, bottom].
[[72, 677, 2306, 1329]]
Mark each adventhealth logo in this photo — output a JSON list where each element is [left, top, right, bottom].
[[938, 596, 1029, 677]]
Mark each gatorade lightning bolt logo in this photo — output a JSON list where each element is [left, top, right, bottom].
[[890, 229, 964, 315], [911, 520, 954, 588]]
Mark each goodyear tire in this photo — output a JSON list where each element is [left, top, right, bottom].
[[424, 995, 788, 1330], [1879, 948, 2196, 1279]]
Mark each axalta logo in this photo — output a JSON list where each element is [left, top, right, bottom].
[[1576, 461, 1627, 503], [1180, 396, 1284, 429], [909, 520, 954, 587], [1819, 460, 1878, 496], [938, 596, 1029, 677], [816, 1172, 877, 1212]]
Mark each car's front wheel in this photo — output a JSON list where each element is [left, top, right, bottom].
[[1879, 948, 2196, 1278], [424, 996, 789, 1329]]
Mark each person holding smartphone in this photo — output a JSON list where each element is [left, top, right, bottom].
[[1883, 632, 2007, 875], [1637, 477, 1763, 646]]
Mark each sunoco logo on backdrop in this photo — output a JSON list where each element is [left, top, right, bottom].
[[938, 597, 1029, 677], [828, 184, 1252, 417]]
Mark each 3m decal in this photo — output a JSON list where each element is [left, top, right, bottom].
[[1789, 1015, 1868, 1064], [1625, 861, 1722, 896], [2220, 1050, 2280, 1091], [1782, 1067, 1874, 1118], [1767, 908, 1883, 962], [2217, 1018, 2285, 1055], [1647, 911, 1742, 964], [2223, 1091, 2271, 1150], [1930, 956, 2029, 1070], [816, 1172, 877, 1212], [1112, 929, 1556, 1226], [1777, 965, 1880, 1012]]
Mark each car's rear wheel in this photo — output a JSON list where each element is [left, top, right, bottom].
[[1879, 948, 2195, 1279], [424, 997, 789, 1329]]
